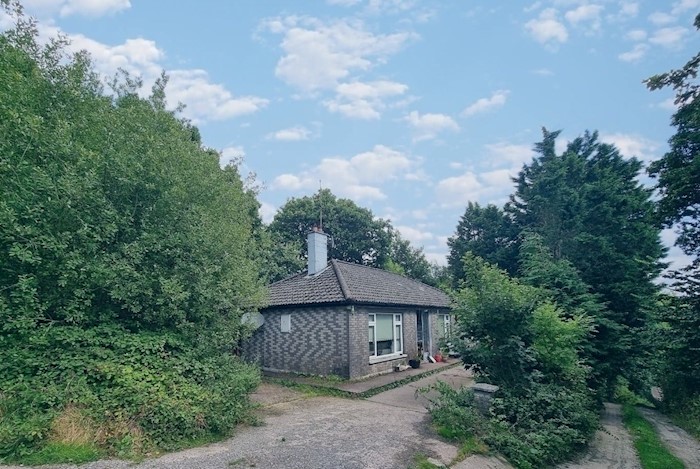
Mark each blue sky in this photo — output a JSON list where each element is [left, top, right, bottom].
[[5, 0, 698, 267]]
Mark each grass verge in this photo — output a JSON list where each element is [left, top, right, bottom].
[[622, 404, 685, 469], [17, 442, 102, 466]]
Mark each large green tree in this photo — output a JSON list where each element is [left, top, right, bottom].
[[508, 129, 665, 391], [269, 189, 391, 268], [447, 202, 519, 286], [0, 6, 263, 459], [645, 13, 700, 430]]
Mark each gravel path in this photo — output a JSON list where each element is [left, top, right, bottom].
[[638, 407, 700, 468], [559, 403, 641, 469], [0, 368, 480, 469]]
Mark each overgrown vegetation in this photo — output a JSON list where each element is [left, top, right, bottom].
[[0, 3, 263, 463], [438, 255, 599, 469], [644, 13, 700, 441], [622, 405, 685, 469]]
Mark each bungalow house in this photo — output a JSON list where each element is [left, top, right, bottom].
[[244, 228, 452, 379]]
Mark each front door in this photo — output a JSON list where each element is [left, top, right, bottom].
[[416, 310, 430, 357]]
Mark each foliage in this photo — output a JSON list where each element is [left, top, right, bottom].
[[645, 13, 700, 436], [447, 202, 519, 287], [509, 128, 664, 393], [0, 4, 263, 462], [443, 254, 598, 468], [269, 189, 391, 269], [622, 405, 685, 469], [269, 188, 438, 284]]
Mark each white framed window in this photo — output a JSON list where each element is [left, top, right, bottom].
[[436, 314, 451, 339], [281, 314, 291, 333], [369, 313, 403, 360]]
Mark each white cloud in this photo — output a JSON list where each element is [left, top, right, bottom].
[[565, 4, 604, 32], [166, 70, 268, 123], [618, 43, 649, 62], [461, 90, 510, 117], [424, 251, 447, 266], [600, 132, 660, 161], [648, 11, 677, 26], [403, 111, 459, 142], [23, 0, 130, 17], [271, 145, 418, 201], [625, 29, 647, 41], [30, 24, 268, 124], [259, 202, 277, 224], [267, 126, 312, 141], [412, 209, 428, 220], [649, 26, 688, 48], [525, 8, 568, 45], [435, 172, 487, 207], [366, 0, 418, 15], [618, 2, 639, 18], [532, 68, 554, 76], [395, 225, 434, 246], [263, 16, 413, 93], [220, 146, 245, 169], [324, 80, 408, 119], [327, 0, 362, 6], [483, 142, 535, 168], [658, 97, 677, 110], [672, 0, 700, 15]]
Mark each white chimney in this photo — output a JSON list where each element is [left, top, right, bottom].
[[307, 227, 329, 275]]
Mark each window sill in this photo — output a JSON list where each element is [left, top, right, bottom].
[[369, 353, 406, 365]]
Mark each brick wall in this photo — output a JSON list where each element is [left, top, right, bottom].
[[242, 304, 451, 379], [247, 305, 350, 377]]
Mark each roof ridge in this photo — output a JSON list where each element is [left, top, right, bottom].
[[331, 259, 353, 301], [332, 259, 449, 296]]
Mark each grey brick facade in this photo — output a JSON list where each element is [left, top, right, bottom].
[[244, 304, 449, 379]]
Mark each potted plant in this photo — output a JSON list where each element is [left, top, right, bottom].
[[408, 355, 421, 369]]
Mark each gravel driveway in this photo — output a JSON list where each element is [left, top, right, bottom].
[[2, 368, 477, 469]]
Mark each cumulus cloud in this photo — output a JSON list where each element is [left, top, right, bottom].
[[271, 145, 418, 201], [219, 146, 245, 169], [617, 2, 639, 18], [672, 0, 700, 15], [649, 26, 688, 48], [565, 3, 604, 32], [324, 80, 408, 119], [525, 8, 568, 45], [461, 90, 510, 117], [259, 202, 278, 224], [618, 43, 649, 62], [600, 132, 660, 161], [267, 126, 312, 141], [483, 142, 535, 169], [648, 11, 677, 26], [167, 70, 268, 123], [395, 225, 434, 246], [23, 0, 130, 17], [625, 29, 647, 41], [403, 111, 459, 142], [263, 16, 413, 93], [327, 0, 362, 6]]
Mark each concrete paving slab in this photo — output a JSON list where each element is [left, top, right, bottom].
[[367, 366, 474, 413]]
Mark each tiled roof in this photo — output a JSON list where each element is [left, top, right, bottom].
[[265, 259, 451, 309]]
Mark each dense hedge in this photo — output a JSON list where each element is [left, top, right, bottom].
[[0, 4, 264, 462]]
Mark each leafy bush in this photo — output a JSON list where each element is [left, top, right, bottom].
[[438, 254, 599, 468], [0, 4, 263, 462]]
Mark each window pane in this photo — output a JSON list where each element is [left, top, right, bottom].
[[395, 324, 402, 352], [376, 314, 393, 341], [369, 325, 375, 354]]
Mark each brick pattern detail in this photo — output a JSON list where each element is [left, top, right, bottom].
[[242, 305, 450, 379]]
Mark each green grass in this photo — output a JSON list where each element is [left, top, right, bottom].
[[622, 405, 685, 469], [17, 442, 102, 466], [411, 453, 443, 469]]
